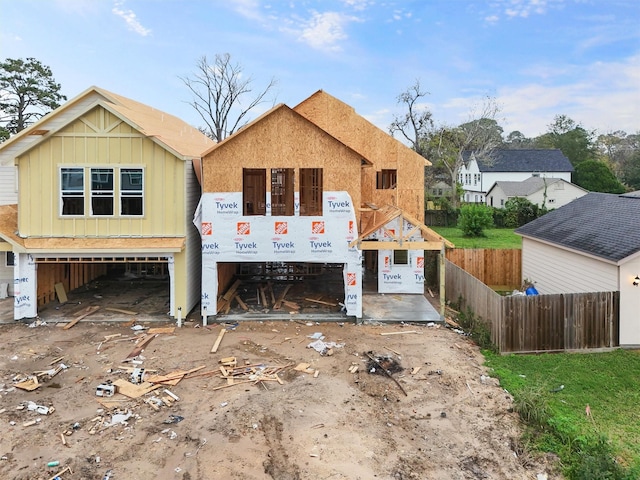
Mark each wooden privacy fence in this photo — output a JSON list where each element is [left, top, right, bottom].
[[446, 249, 521, 289], [445, 260, 619, 354]]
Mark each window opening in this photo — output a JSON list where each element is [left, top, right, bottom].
[[61, 167, 85, 215], [6, 252, 15, 267], [376, 169, 397, 189], [243, 169, 266, 215], [393, 250, 408, 265], [299, 168, 323, 216], [270, 168, 294, 216], [91, 168, 114, 216], [121, 168, 144, 216]]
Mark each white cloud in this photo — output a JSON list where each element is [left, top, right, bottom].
[[296, 11, 357, 52], [112, 1, 151, 37]]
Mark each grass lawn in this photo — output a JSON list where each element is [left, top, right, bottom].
[[431, 227, 522, 249], [484, 349, 640, 477]]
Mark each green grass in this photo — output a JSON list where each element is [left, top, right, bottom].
[[484, 349, 640, 478], [432, 227, 522, 249]]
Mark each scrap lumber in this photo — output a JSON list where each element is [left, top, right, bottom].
[[267, 282, 276, 305], [273, 284, 292, 310], [14, 376, 40, 391], [380, 330, 418, 336], [124, 334, 157, 360], [259, 285, 268, 307], [63, 305, 101, 330], [304, 297, 338, 307], [233, 294, 249, 311], [222, 279, 242, 301], [147, 326, 176, 335], [105, 307, 138, 315], [112, 379, 161, 399], [282, 300, 300, 311], [54, 282, 68, 304], [210, 328, 226, 353], [147, 365, 206, 385]]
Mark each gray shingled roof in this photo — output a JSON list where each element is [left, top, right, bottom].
[[489, 177, 563, 197], [464, 149, 574, 173], [515, 192, 640, 262]]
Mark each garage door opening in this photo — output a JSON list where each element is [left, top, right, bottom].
[[214, 262, 347, 317]]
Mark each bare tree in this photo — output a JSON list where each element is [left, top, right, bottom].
[[181, 54, 277, 142], [426, 97, 502, 207], [389, 80, 433, 157]]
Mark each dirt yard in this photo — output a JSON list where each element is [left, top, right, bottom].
[[0, 314, 560, 480]]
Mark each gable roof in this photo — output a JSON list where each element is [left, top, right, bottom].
[[487, 177, 576, 197], [201, 102, 371, 164], [515, 192, 640, 263], [464, 149, 573, 173], [0, 86, 214, 164], [294, 90, 430, 167]]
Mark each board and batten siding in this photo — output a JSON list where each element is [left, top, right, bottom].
[[0, 167, 17, 205], [183, 159, 202, 314], [521, 238, 618, 293], [16, 106, 186, 238]]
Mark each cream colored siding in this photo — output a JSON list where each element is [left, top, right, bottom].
[[17, 106, 186, 238], [527, 182, 586, 209], [0, 247, 13, 296], [184, 159, 202, 314], [521, 238, 618, 293]]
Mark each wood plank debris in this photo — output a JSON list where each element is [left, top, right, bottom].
[[380, 330, 418, 336], [63, 305, 101, 330], [15, 377, 40, 391], [148, 326, 176, 335], [273, 284, 292, 310], [112, 379, 161, 398], [54, 282, 68, 304], [124, 334, 157, 360], [105, 307, 138, 315], [210, 328, 226, 353], [304, 297, 338, 307]]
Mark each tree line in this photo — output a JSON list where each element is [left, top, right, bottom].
[[1, 59, 637, 198]]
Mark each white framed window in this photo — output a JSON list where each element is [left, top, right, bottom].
[[61, 168, 85, 215], [120, 168, 144, 216], [60, 167, 144, 217], [5, 252, 15, 267], [393, 250, 408, 265]]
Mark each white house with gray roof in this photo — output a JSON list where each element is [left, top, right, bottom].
[[459, 149, 574, 203], [516, 191, 640, 347], [486, 177, 587, 209]]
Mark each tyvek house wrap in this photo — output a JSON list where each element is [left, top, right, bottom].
[[195, 191, 363, 318]]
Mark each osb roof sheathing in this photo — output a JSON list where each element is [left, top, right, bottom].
[[201, 103, 370, 165], [0, 204, 23, 248], [0, 86, 214, 162], [294, 90, 431, 168]]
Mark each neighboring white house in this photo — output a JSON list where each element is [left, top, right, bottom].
[[459, 149, 574, 203], [515, 191, 640, 347], [0, 162, 18, 298], [486, 177, 588, 209]]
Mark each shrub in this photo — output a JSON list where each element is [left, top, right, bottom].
[[457, 204, 494, 237]]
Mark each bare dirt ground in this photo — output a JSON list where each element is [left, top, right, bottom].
[[0, 309, 562, 480]]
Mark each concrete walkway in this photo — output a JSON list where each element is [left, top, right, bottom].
[[362, 293, 442, 323]]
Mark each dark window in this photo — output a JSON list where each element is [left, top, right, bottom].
[[243, 169, 267, 215], [61, 168, 85, 215], [120, 168, 144, 216], [6, 252, 15, 267], [376, 169, 397, 189], [91, 168, 114, 216], [393, 250, 408, 265], [300, 168, 323, 216], [271, 168, 294, 216]]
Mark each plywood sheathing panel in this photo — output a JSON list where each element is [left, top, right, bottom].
[[294, 91, 428, 223], [202, 105, 363, 218]]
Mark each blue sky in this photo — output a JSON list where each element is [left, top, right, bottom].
[[1, 0, 638, 138]]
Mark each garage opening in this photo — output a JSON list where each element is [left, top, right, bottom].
[[214, 261, 347, 316], [35, 258, 170, 318]]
